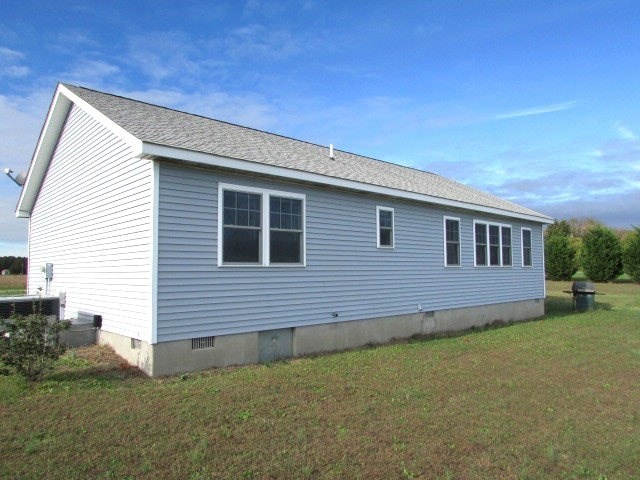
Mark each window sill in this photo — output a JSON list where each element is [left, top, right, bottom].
[[218, 263, 307, 268]]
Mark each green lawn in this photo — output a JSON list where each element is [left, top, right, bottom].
[[1, 281, 639, 479]]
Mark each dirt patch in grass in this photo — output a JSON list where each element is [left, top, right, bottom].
[[1, 282, 640, 479]]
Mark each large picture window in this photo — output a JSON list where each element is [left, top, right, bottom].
[[444, 217, 461, 266], [522, 228, 532, 267], [474, 221, 512, 267], [219, 184, 305, 266]]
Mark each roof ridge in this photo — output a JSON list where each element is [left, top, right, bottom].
[[58, 83, 550, 222], [62, 83, 441, 178]]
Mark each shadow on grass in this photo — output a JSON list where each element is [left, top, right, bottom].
[[545, 294, 613, 318]]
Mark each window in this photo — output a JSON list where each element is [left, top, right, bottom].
[[489, 224, 500, 266], [222, 190, 262, 263], [522, 228, 532, 267], [502, 227, 512, 266], [269, 196, 303, 263], [377, 207, 394, 248], [474, 221, 512, 267], [444, 217, 461, 266], [475, 222, 488, 266], [219, 184, 305, 266]]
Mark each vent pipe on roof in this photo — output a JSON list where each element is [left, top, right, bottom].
[[329, 144, 334, 160]]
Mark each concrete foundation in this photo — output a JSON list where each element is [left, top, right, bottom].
[[98, 298, 544, 377], [293, 298, 543, 356]]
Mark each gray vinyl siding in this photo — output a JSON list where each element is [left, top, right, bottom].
[[28, 104, 153, 341], [156, 163, 545, 342]]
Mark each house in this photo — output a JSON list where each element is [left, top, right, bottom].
[[17, 83, 553, 376]]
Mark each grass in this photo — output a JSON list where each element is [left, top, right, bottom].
[[572, 270, 633, 282], [1, 281, 639, 479], [0, 274, 27, 296]]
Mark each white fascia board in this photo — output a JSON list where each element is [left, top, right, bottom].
[[57, 84, 144, 155], [141, 142, 554, 225], [16, 84, 144, 218], [16, 87, 71, 217]]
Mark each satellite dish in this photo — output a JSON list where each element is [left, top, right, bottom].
[[3, 168, 26, 186], [14, 172, 26, 186]]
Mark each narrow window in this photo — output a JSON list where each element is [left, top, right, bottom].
[[269, 196, 303, 264], [444, 217, 460, 266], [222, 190, 262, 263], [522, 228, 532, 267], [377, 207, 394, 248], [489, 224, 501, 266], [475, 222, 487, 266], [502, 227, 512, 266]]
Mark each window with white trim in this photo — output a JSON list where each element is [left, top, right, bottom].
[[376, 206, 394, 248], [222, 190, 262, 263], [269, 196, 303, 263], [475, 222, 488, 266], [219, 184, 305, 266], [474, 221, 512, 267], [522, 228, 532, 267], [443, 216, 461, 266], [489, 224, 500, 265], [502, 226, 512, 266]]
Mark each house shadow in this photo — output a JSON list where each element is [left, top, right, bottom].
[[545, 294, 612, 316]]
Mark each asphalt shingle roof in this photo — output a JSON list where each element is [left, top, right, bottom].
[[63, 84, 550, 221]]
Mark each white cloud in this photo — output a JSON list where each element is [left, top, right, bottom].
[[492, 101, 578, 121], [64, 59, 120, 87], [125, 32, 208, 84], [614, 122, 637, 141], [0, 46, 23, 60], [117, 87, 279, 132], [0, 46, 30, 78], [4, 65, 29, 77], [225, 24, 301, 60], [0, 90, 51, 169], [0, 89, 52, 251]]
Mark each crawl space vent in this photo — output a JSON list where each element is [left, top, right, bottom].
[[192, 336, 215, 350]]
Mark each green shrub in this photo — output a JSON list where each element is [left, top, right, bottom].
[[545, 234, 578, 280], [544, 220, 572, 239], [622, 227, 640, 282], [581, 226, 623, 282], [0, 304, 70, 380]]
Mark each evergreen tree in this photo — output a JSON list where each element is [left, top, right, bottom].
[[545, 234, 578, 280], [622, 227, 640, 282], [581, 226, 623, 282]]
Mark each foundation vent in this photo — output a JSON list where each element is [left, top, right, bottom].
[[131, 338, 141, 349], [192, 336, 216, 350]]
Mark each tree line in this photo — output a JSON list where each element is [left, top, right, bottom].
[[0, 257, 28, 275], [544, 218, 640, 282]]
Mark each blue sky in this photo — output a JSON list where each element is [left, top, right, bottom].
[[1, 0, 639, 255]]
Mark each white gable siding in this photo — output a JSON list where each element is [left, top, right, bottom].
[[156, 163, 545, 342], [28, 104, 153, 341]]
